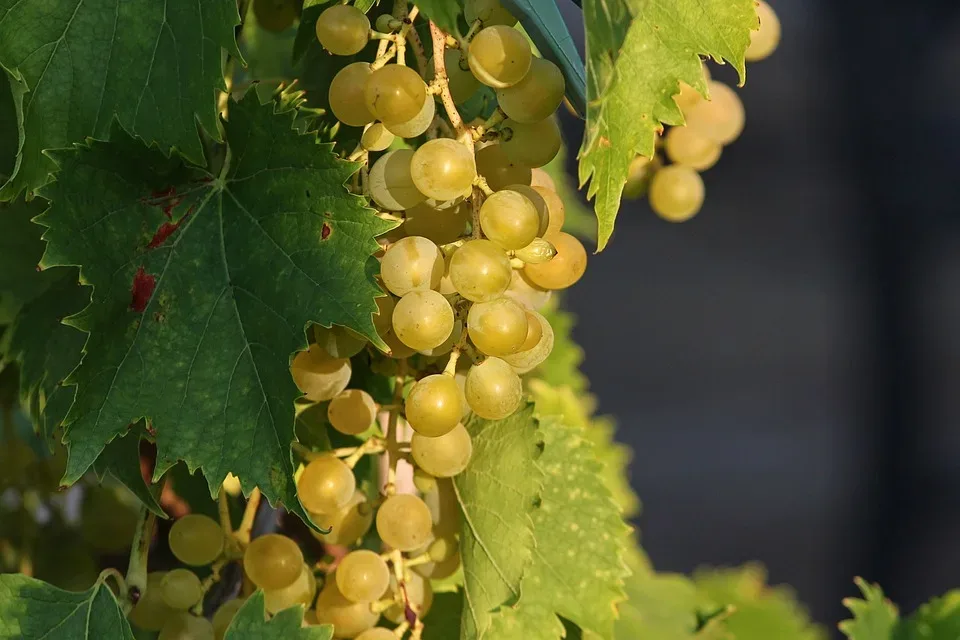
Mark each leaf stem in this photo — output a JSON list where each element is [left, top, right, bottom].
[[123, 506, 155, 614]]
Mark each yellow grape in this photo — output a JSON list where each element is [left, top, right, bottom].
[[380, 235, 444, 296], [384, 93, 436, 138], [364, 64, 428, 125], [410, 139, 477, 202], [403, 201, 470, 245], [328, 389, 378, 436], [530, 167, 556, 191], [212, 598, 245, 640], [376, 494, 433, 551], [648, 165, 705, 222], [291, 345, 352, 402], [315, 578, 380, 637], [622, 155, 654, 199], [503, 184, 548, 236], [244, 534, 304, 591], [168, 514, 224, 567], [685, 81, 745, 145], [497, 58, 565, 123], [356, 629, 396, 640], [360, 123, 395, 152], [413, 467, 438, 494], [369, 149, 427, 211], [467, 25, 532, 88], [500, 118, 562, 168], [665, 126, 722, 171], [464, 357, 523, 419], [373, 294, 397, 336], [533, 185, 565, 235], [479, 189, 540, 250], [418, 318, 463, 358], [502, 310, 554, 374], [392, 290, 455, 351], [158, 612, 215, 640], [514, 237, 557, 265], [298, 454, 356, 515], [522, 232, 587, 290], [378, 328, 418, 359], [449, 239, 512, 302], [264, 564, 316, 614], [746, 1, 781, 62], [405, 374, 464, 437], [130, 572, 173, 631], [411, 423, 473, 477], [475, 142, 531, 191], [336, 550, 390, 603], [329, 62, 376, 127], [427, 48, 481, 104], [160, 569, 202, 611], [313, 324, 367, 359], [467, 297, 529, 357], [309, 490, 374, 546], [504, 268, 552, 311], [315, 5, 370, 56], [519, 310, 542, 351], [465, 0, 518, 26]]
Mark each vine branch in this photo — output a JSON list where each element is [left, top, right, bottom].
[[123, 505, 156, 614], [429, 21, 468, 140]]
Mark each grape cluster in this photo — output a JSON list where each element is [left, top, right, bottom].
[[624, 0, 781, 222]]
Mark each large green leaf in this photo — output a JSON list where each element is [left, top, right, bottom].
[[36, 94, 393, 522], [423, 592, 465, 639], [577, 0, 757, 250], [896, 591, 960, 639], [615, 554, 701, 640], [839, 579, 899, 640], [0, 573, 135, 640], [455, 405, 544, 639], [0, 199, 60, 307], [0, 0, 242, 199], [225, 591, 333, 639], [0, 72, 16, 183], [93, 422, 165, 517]]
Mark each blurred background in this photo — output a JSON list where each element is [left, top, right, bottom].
[[558, 0, 960, 632]]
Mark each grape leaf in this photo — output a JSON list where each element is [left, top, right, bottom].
[[0, 199, 59, 308], [417, 0, 464, 36], [543, 143, 596, 242], [839, 579, 899, 640], [423, 592, 465, 640], [896, 591, 960, 639], [93, 422, 165, 517], [532, 299, 588, 394], [0, 0, 242, 200], [486, 414, 630, 639], [0, 573, 135, 640], [36, 93, 393, 523], [225, 591, 333, 639], [615, 558, 701, 639], [0, 73, 16, 183], [455, 405, 544, 639], [577, 0, 757, 250]]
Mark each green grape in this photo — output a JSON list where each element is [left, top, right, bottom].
[[648, 165, 705, 222], [376, 494, 433, 551], [80, 485, 139, 553], [518, 310, 542, 351], [502, 310, 554, 373], [378, 327, 418, 359], [314, 324, 368, 359], [504, 268, 552, 311], [746, 1, 781, 62], [427, 536, 458, 562], [411, 423, 472, 477], [369, 149, 427, 211], [264, 564, 316, 614], [212, 598, 245, 640], [315, 578, 380, 637], [497, 58, 565, 123], [405, 374, 464, 437], [475, 142, 531, 191], [530, 167, 556, 191], [309, 490, 374, 545], [337, 550, 390, 603], [622, 155, 654, 199], [329, 62, 376, 127], [466, 297, 528, 356], [373, 294, 397, 336], [380, 235, 444, 296], [298, 454, 356, 514], [533, 184, 565, 236], [479, 189, 540, 250], [413, 467, 438, 494], [403, 201, 469, 245], [522, 232, 587, 290], [291, 345, 352, 402], [361, 123, 395, 152], [357, 629, 396, 640], [449, 239, 511, 302], [467, 25, 532, 88], [364, 64, 427, 125], [412, 548, 461, 580], [244, 534, 305, 591], [500, 118, 562, 168], [501, 184, 548, 236], [685, 81, 745, 145], [316, 4, 370, 56], [159, 613, 215, 640], [419, 318, 463, 357], [160, 569, 202, 611], [410, 139, 477, 202], [427, 48, 481, 104], [465, 357, 523, 419], [392, 290, 455, 351], [464, 0, 518, 26], [328, 389, 378, 436], [514, 237, 557, 265], [252, 0, 299, 33], [168, 514, 224, 567], [665, 126, 722, 171], [130, 572, 173, 631], [384, 571, 433, 623], [384, 94, 436, 138], [424, 478, 461, 538]]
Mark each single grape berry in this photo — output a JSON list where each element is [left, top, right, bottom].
[[316, 4, 370, 56], [160, 569, 202, 610], [410, 139, 477, 202], [466, 297, 529, 357], [263, 564, 316, 614], [648, 165, 705, 223], [290, 344, 352, 402], [479, 189, 541, 250], [369, 149, 428, 211], [467, 25, 532, 88], [297, 454, 356, 515], [746, 0, 781, 62], [315, 577, 380, 636], [379, 235, 444, 297], [328, 62, 376, 127], [243, 534, 304, 591], [328, 389, 378, 435], [449, 239, 512, 303], [502, 310, 554, 373], [500, 118, 563, 168], [392, 290, 455, 351], [411, 423, 473, 477], [405, 374, 464, 437], [336, 550, 390, 603], [464, 357, 523, 419], [476, 143, 531, 191], [376, 494, 433, 551], [168, 514, 224, 567], [522, 232, 587, 290], [364, 64, 428, 125], [497, 58, 566, 123]]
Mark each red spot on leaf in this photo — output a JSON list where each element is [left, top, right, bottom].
[[147, 205, 193, 249], [321, 222, 332, 240], [130, 267, 156, 312], [140, 186, 184, 219]]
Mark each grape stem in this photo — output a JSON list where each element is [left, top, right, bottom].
[[122, 506, 155, 615], [191, 557, 228, 615], [235, 488, 261, 546], [372, 6, 421, 70], [383, 360, 407, 496], [473, 175, 495, 197], [472, 107, 507, 141], [429, 21, 469, 140], [470, 186, 484, 239], [462, 19, 483, 45]]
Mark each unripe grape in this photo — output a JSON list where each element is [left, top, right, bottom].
[[514, 237, 557, 265], [530, 168, 556, 191], [465, 357, 523, 419], [369, 149, 427, 211], [427, 48, 481, 103], [522, 232, 587, 290], [648, 165, 705, 222], [314, 324, 367, 359], [411, 423, 473, 477], [212, 598, 245, 640], [315, 578, 380, 637], [253, 0, 298, 33], [337, 550, 390, 603], [244, 534, 304, 591], [465, 0, 518, 26], [376, 494, 433, 551], [384, 571, 433, 623], [467, 25, 532, 88], [479, 189, 540, 250], [467, 297, 529, 357], [449, 239, 511, 302], [159, 612, 215, 640], [410, 139, 477, 202], [298, 454, 356, 514], [160, 569, 202, 610], [746, 1, 781, 62], [380, 236, 444, 296], [504, 268, 552, 310], [403, 201, 470, 245], [329, 62, 376, 127], [264, 564, 316, 614], [357, 629, 396, 640], [665, 126, 722, 171], [361, 123, 395, 152], [685, 81, 745, 145], [500, 118, 562, 168], [130, 572, 173, 631], [316, 5, 371, 56], [405, 374, 464, 437], [291, 345, 352, 402], [309, 490, 374, 545], [497, 58, 565, 123], [385, 93, 436, 138], [502, 309, 553, 373], [392, 290, 455, 351], [168, 514, 224, 567], [476, 143, 531, 191], [364, 64, 427, 125], [328, 389, 378, 436]]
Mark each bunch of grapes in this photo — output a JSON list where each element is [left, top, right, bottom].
[[625, 0, 781, 222]]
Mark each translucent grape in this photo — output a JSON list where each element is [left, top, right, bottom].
[[168, 514, 224, 567], [392, 290, 455, 351], [413, 467, 438, 494], [449, 238, 512, 303], [424, 478, 461, 538], [336, 550, 390, 603], [514, 237, 557, 265], [405, 374, 464, 437], [622, 155, 654, 199], [376, 494, 433, 551], [384, 571, 433, 623], [316, 5, 370, 56], [361, 123, 395, 152], [530, 167, 556, 191], [746, 1, 781, 62], [264, 564, 316, 614], [357, 629, 396, 640], [328, 389, 378, 436], [648, 165, 705, 223], [497, 58, 565, 123], [427, 536, 458, 562], [291, 345, 352, 402], [364, 64, 427, 125], [518, 311, 542, 351], [314, 325, 367, 359], [329, 62, 376, 127], [685, 81, 745, 145], [298, 454, 356, 515], [475, 143, 531, 191], [467, 297, 528, 357], [503, 184, 548, 236], [315, 578, 380, 637], [369, 149, 427, 211], [378, 328, 418, 359], [385, 93, 435, 138], [467, 25, 532, 88], [665, 126, 722, 171], [252, 0, 299, 33], [159, 613, 215, 640], [130, 572, 173, 631], [523, 232, 587, 290], [411, 423, 473, 477], [380, 236, 444, 296], [309, 490, 374, 545], [412, 548, 461, 580], [464, 357, 523, 419], [465, 0, 518, 26], [500, 118, 562, 168], [533, 185, 565, 236], [427, 49, 481, 104], [160, 569, 202, 610], [410, 139, 477, 202], [403, 201, 469, 245], [212, 598, 245, 640], [502, 310, 553, 373], [419, 318, 463, 357], [479, 189, 540, 250], [244, 534, 304, 591], [373, 294, 397, 336]]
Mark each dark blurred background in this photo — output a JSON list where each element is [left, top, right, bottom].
[[558, 0, 960, 632]]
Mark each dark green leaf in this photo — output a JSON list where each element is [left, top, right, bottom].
[[422, 592, 464, 639], [93, 423, 165, 517], [0, 72, 16, 182], [0, 199, 60, 307], [225, 591, 333, 639], [417, 0, 464, 36], [896, 590, 960, 640]]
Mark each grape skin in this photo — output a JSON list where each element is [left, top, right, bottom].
[[410, 139, 477, 202], [746, 1, 781, 62], [360, 123, 395, 152], [263, 564, 316, 614], [336, 550, 390, 603], [522, 232, 587, 290], [369, 149, 427, 212], [315, 5, 370, 56], [504, 183, 549, 236], [427, 48, 481, 104], [449, 239, 512, 302], [466, 297, 529, 357], [402, 201, 470, 245], [291, 344, 352, 402], [328, 389, 378, 436], [313, 325, 367, 359], [502, 310, 554, 373], [160, 569, 202, 610], [465, 0, 518, 27], [405, 374, 464, 437], [392, 289, 455, 351], [504, 268, 552, 311], [648, 165, 705, 222], [168, 514, 224, 567], [364, 64, 428, 125], [479, 189, 540, 250], [497, 58, 566, 123], [158, 612, 215, 640], [500, 118, 562, 168], [376, 494, 433, 551], [309, 490, 374, 546], [476, 143, 532, 191], [665, 126, 722, 171], [329, 62, 376, 127], [685, 81, 745, 145], [315, 578, 380, 637], [465, 357, 523, 419], [467, 25, 532, 88], [380, 236, 444, 296], [384, 93, 436, 138], [297, 454, 356, 515], [212, 598, 245, 640], [533, 185, 566, 235], [411, 423, 473, 477], [244, 534, 304, 591], [130, 572, 173, 631], [356, 629, 396, 640]]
